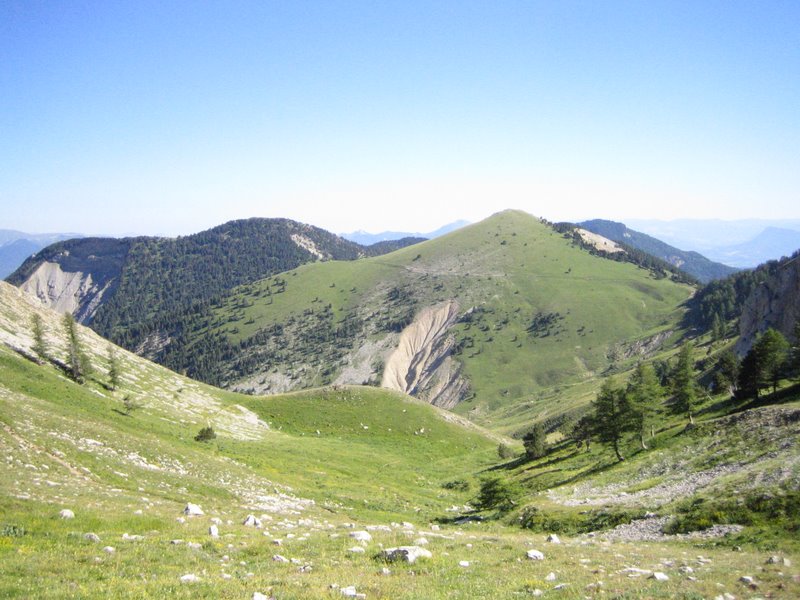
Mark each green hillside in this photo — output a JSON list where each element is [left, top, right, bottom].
[[174, 210, 694, 431], [2, 280, 798, 599]]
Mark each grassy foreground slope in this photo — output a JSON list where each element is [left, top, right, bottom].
[[186, 210, 693, 430], [2, 286, 799, 598]]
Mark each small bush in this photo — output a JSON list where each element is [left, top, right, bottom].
[[194, 426, 217, 442], [442, 479, 471, 492], [475, 476, 520, 513], [498, 443, 516, 459], [1, 524, 26, 537]]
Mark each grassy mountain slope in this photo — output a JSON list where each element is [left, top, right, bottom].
[[175, 210, 694, 431], [2, 282, 798, 598], [579, 219, 738, 283]]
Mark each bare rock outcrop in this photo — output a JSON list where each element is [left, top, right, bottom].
[[737, 255, 800, 354], [20, 261, 114, 323], [381, 300, 470, 408]]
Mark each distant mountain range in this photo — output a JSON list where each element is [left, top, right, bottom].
[[627, 219, 800, 269], [577, 219, 738, 283], [0, 230, 82, 279], [340, 220, 470, 245]]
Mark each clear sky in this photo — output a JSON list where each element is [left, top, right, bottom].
[[1, 1, 798, 236]]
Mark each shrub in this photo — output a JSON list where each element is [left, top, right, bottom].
[[475, 476, 520, 513], [194, 426, 217, 442]]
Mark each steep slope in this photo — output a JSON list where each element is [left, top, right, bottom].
[[736, 252, 800, 353], [178, 210, 694, 429], [0, 279, 498, 519], [7, 218, 419, 360], [579, 219, 737, 282]]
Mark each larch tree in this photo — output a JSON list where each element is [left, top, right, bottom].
[[31, 314, 49, 364], [592, 377, 635, 462], [626, 362, 662, 449], [671, 343, 698, 425], [63, 313, 91, 383]]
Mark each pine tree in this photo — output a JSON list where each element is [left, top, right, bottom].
[[791, 320, 800, 381], [739, 328, 790, 397], [626, 363, 662, 449], [711, 313, 725, 342], [63, 313, 90, 383], [31, 314, 48, 364], [592, 378, 635, 462], [523, 422, 548, 459], [713, 349, 740, 395], [671, 343, 697, 425], [107, 346, 120, 390]]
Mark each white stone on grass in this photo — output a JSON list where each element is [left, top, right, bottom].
[[102, 546, 115, 554], [547, 534, 561, 544], [272, 554, 289, 563], [243, 514, 262, 528], [209, 525, 219, 538], [459, 560, 470, 567], [650, 572, 669, 581], [545, 572, 556, 581], [348, 546, 366, 554], [180, 573, 200, 583], [526, 549, 544, 560], [59, 509, 75, 519], [349, 531, 372, 543], [183, 503, 204, 516], [252, 593, 269, 600], [84, 533, 101, 543]]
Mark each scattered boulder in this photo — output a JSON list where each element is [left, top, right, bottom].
[[348, 546, 366, 554], [414, 537, 429, 546], [183, 503, 204, 516], [767, 556, 791, 567], [84, 533, 101, 543], [102, 546, 115, 554], [526, 549, 544, 561], [122, 533, 144, 541], [739, 575, 755, 586], [459, 560, 470, 567], [253, 593, 269, 600], [59, 509, 75, 519], [187, 542, 202, 550], [379, 546, 432, 564], [340, 586, 366, 598], [209, 525, 219, 538], [349, 531, 372, 543], [180, 574, 200, 583], [243, 514, 262, 528], [546, 534, 561, 544], [545, 572, 556, 581], [650, 572, 669, 581], [272, 554, 289, 563]]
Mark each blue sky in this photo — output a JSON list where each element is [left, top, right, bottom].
[[1, 1, 798, 236]]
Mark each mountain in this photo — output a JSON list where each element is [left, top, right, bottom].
[[341, 219, 470, 245], [166, 210, 694, 431], [3, 268, 799, 598], [627, 218, 800, 268], [6, 218, 422, 355], [0, 230, 81, 278], [704, 226, 800, 269], [578, 219, 738, 283]]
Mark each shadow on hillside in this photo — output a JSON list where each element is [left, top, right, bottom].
[[735, 382, 800, 412]]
